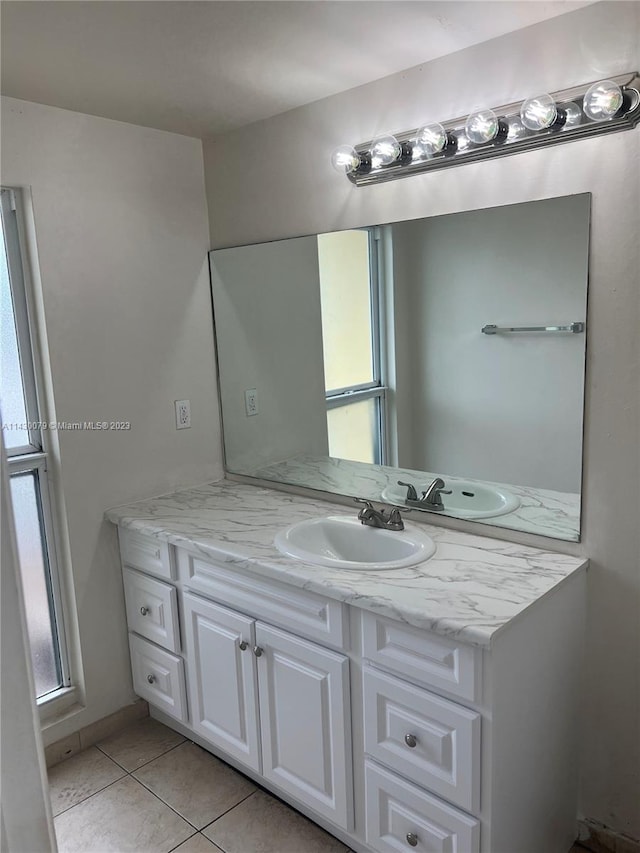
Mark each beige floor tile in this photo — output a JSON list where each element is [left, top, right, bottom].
[[133, 741, 256, 829], [48, 746, 126, 816], [79, 698, 149, 749], [202, 789, 349, 853], [172, 834, 224, 853], [54, 775, 193, 853], [97, 716, 185, 771]]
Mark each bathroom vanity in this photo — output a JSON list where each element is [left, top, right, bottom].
[[107, 480, 587, 853]]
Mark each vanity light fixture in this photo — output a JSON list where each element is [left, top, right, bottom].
[[332, 72, 640, 186]]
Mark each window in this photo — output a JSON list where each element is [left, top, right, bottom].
[[1, 187, 71, 703], [317, 228, 386, 464]]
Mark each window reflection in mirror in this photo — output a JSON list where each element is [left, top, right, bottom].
[[318, 229, 386, 465]]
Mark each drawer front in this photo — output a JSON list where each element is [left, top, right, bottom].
[[119, 528, 174, 580], [123, 568, 180, 652], [177, 549, 348, 650], [129, 634, 187, 722], [363, 667, 480, 813], [362, 612, 479, 703], [365, 760, 480, 853]]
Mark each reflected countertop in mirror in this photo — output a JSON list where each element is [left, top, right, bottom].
[[210, 193, 589, 543], [243, 454, 580, 542]]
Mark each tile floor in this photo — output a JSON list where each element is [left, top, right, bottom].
[[48, 715, 590, 853], [48, 716, 352, 853]]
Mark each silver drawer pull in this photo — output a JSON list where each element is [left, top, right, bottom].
[[238, 640, 248, 651], [140, 606, 150, 616], [404, 733, 418, 748], [253, 645, 264, 657], [153, 549, 161, 560], [146, 674, 156, 684], [406, 832, 418, 848]]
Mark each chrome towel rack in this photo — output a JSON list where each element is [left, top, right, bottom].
[[481, 321, 585, 335]]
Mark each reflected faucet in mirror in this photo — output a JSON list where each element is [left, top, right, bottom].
[[398, 479, 452, 511]]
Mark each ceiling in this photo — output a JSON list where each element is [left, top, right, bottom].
[[1, 1, 591, 139]]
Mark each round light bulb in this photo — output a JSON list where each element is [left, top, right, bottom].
[[331, 145, 361, 174], [506, 116, 527, 142], [520, 94, 558, 131], [455, 131, 470, 152], [582, 80, 624, 121], [561, 102, 583, 128], [464, 109, 500, 144], [370, 134, 402, 168], [412, 122, 447, 160]]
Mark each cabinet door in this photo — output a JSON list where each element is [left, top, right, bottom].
[[255, 622, 353, 830], [183, 593, 260, 772]]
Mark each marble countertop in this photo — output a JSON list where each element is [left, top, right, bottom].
[[106, 479, 587, 649]]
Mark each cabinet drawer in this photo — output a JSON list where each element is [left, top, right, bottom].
[[123, 568, 180, 652], [365, 760, 480, 853], [129, 634, 187, 722], [178, 549, 348, 649], [119, 528, 174, 580], [363, 667, 480, 813], [362, 612, 479, 702]]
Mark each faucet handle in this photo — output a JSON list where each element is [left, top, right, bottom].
[[354, 497, 374, 509], [397, 481, 418, 501]]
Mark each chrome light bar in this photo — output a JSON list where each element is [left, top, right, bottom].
[[333, 72, 640, 187]]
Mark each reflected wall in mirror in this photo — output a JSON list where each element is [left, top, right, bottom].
[[210, 193, 590, 541]]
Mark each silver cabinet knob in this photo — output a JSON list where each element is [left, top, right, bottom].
[[253, 645, 264, 657], [140, 606, 150, 616], [238, 640, 248, 651], [404, 733, 418, 748], [146, 674, 156, 684], [406, 833, 418, 847]]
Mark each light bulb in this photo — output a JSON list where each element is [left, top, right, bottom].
[[520, 94, 559, 131], [465, 109, 501, 144], [331, 145, 361, 174], [582, 80, 623, 121], [412, 122, 448, 160], [506, 116, 527, 142], [370, 135, 402, 168], [561, 102, 583, 128]]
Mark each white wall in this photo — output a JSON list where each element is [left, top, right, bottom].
[[392, 196, 589, 492], [1, 97, 223, 743], [203, 2, 640, 838], [210, 237, 328, 472]]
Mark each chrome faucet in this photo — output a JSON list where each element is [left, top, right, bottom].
[[355, 498, 404, 531], [398, 478, 452, 511]]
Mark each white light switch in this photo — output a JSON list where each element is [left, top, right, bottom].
[[244, 389, 259, 417]]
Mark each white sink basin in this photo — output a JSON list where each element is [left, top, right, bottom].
[[274, 515, 436, 571], [381, 479, 520, 519]]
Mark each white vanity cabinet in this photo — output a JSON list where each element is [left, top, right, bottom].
[[182, 591, 353, 830], [358, 613, 483, 852], [115, 523, 586, 853], [119, 529, 188, 722]]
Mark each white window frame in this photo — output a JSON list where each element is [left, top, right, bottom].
[[1, 187, 73, 711], [325, 226, 388, 465]]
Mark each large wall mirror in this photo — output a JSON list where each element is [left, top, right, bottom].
[[210, 193, 590, 541]]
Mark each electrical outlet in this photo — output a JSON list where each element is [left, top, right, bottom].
[[244, 389, 259, 417], [175, 399, 191, 429]]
